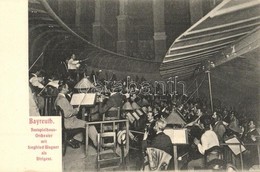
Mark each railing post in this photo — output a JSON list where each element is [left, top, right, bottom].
[[85, 123, 89, 156], [126, 119, 130, 170], [173, 145, 178, 171], [258, 144, 260, 166], [206, 70, 214, 113], [239, 144, 243, 171]]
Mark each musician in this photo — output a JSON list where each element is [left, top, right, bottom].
[[29, 70, 45, 93], [142, 119, 173, 155], [68, 54, 81, 80], [29, 70, 45, 114], [242, 120, 260, 168], [227, 111, 243, 137], [187, 115, 219, 170], [185, 112, 204, 168], [145, 111, 156, 141], [212, 112, 226, 143], [97, 92, 125, 116], [141, 118, 173, 170], [187, 124, 204, 162], [55, 83, 98, 148], [29, 86, 40, 116], [196, 115, 219, 153]]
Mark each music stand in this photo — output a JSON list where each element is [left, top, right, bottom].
[[164, 128, 188, 171]]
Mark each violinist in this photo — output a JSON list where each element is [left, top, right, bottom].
[[187, 115, 219, 170], [145, 111, 156, 141], [29, 70, 45, 115], [186, 120, 204, 170]]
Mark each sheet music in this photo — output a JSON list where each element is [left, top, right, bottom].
[[70, 93, 96, 106], [225, 137, 246, 155], [164, 128, 188, 144]]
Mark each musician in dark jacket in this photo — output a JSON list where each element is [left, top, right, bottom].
[[142, 119, 173, 155], [242, 120, 260, 169], [142, 119, 173, 170], [146, 111, 156, 141], [97, 92, 125, 115]]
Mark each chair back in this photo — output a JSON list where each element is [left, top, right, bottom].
[[102, 108, 120, 132], [204, 146, 223, 165], [42, 95, 56, 116], [97, 131, 122, 170], [103, 107, 120, 121], [55, 105, 67, 156], [146, 147, 172, 171], [55, 106, 65, 130], [98, 132, 117, 153]]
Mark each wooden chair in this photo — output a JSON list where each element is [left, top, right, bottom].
[[56, 106, 85, 156], [204, 146, 224, 169], [97, 132, 121, 170], [144, 147, 172, 171], [103, 107, 120, 121], [101, 107, 120, 132]]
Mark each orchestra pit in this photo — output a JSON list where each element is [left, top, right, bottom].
[[29, 0, 260, 171]]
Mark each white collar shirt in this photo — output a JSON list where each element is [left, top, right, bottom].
[[197, 130, 219, 155], [68, 58, 79, 70]]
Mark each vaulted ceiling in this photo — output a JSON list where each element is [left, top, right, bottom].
[[160, 0, 260, 80], [29, 0, 260, 117], [29, 0, 161, 79], [159, 0, 260, 118]]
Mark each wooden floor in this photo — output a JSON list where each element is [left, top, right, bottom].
[[62, 144, 259, 172], [62, 144, 139, 171], [63, 144, 97, 172]]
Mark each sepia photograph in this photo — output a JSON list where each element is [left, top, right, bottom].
[[27, 0, 260, 171]]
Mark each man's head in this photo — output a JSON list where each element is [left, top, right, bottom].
[[71, 54, 76, 59], [212, 111, 222, 122], [58, 84, 69, 94], [248, 120, 256, 130], [230, 111, 235, 118], [147, 111, 154, 122], [153, 107, 159, 115], [153, 119, 167, 132], [30, 74, 45, 88], [196, 108, 203, 117], [199, 115, 213, 130]]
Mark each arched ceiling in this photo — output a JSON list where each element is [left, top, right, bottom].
[[159, 0, 260, 118], [28, 0, 161, 79], [160, 0, 260, 80]]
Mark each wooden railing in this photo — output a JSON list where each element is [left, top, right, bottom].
[[85, 119, 129, 156], [220, 142, 260, 171]]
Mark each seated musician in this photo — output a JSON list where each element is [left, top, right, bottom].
[[186, 124, 204, 167], [142, 119, 173, 169], [29, 70, 45, 91], [145, 111, 156, 141], [97, 91, 125, 117], [29, 86, 40, 116], [187, 115, 219, 170], [212, 112, 226, 143], [242, 120, 260, 169], [55, 83, 98, 148], [29, 70, 46, 115]]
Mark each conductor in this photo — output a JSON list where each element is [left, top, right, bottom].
[[68, 53, 81, 80]]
